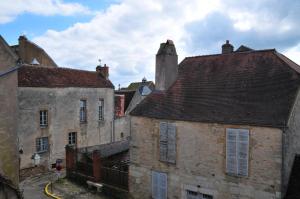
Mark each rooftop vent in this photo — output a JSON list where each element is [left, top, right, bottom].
[[31, 58, 40, 65]]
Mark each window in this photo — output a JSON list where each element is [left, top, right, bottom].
[[99, 99, 104, 121], [36, 137, 48, 153], [68, 132, 77, 145], [40, 110, 48, 127], [80, 100, 87, 123], [226, 128, 249, 177], [186, 190, 213, 199], [152, 171, 167, 199], [159, 122, 176, 164]]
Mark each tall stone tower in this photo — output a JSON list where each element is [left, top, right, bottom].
[[155, 40, 178, 91]]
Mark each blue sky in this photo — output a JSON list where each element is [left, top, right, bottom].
[[1, 0, 300, 87]]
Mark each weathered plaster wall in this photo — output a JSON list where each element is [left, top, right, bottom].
[[129, 116, 282, 199], [0, 37, 20, 198], [18, 87, 114, 168], [114, 116, 130, 141], [283, 89, 300, 195]]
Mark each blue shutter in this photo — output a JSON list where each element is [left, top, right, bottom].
[[226, 128, 238, 175], [159, 122, 168, 162], [237, 129, 249, 176], [167, 123, 176, 163]]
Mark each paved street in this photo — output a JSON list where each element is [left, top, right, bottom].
[[20, 172, 112, 199], [20, 172, 55, 199]]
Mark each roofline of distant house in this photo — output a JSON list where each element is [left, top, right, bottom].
[[130, 114, 287, 129], [184, 48, 276, 59]]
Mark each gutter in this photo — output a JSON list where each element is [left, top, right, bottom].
[[0, 65, 20, 78]]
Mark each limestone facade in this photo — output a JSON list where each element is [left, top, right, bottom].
[[129, 116, 282, 199], [0, 36, 21, 198], [18, 87, 114, 168]]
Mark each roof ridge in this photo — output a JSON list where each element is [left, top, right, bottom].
[[273, 52, 300, 74], [184, 48, 276, 59], [21, 64, 98, 74]]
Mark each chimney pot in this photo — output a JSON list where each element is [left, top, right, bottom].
[[96, 64, 109, 79]]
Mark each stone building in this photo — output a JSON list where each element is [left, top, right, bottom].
[[0, 35, 115, 170], [114, 79, 154, 141], [0, 36, 21, 198], [18, 65, 114, 169], [129, 40, 300, 199]]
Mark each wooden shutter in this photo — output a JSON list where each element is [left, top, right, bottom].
[[159, 122, 168, 162], [226, 128, 238, 175], [237, 129, 249, 176], [167, 123, 176, 163], [152, 171, 167, 199], [152, 171, 159, 199]]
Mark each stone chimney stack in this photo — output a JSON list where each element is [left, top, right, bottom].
[[222, 40, 234, 54], [155, 39, 178, 91], [96, 64, 109, 79]]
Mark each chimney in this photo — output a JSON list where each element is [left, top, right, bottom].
[[155, 39, 178, 91], [222, 40, 234, 54], [96, 64, 109, 79]]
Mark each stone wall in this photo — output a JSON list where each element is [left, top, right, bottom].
[[0, 36, 21, 198], [18, 87, 114, 169], [129, 116, 282, 199], [114, 116, 130, 141], [283, 89, 300, 195]]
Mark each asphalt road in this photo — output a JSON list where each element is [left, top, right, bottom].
[[20, 172, 56, 199]]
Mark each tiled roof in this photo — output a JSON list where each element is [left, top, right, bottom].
[[125, 81, 154, 91], [18, 65, 114, 88], [131, 49, 300, 128]]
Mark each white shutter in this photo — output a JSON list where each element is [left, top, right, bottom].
[[237, 129, 249, 176], [226, 128, 238, 175], [152, 171, 159, 199], [167, 123, 176, 163], [159, 122, 168, 162]]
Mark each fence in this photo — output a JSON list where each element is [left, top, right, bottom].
[[66, 144, 129, 191], [101, 166, 128, 190]]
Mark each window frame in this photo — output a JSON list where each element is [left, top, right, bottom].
[[68, 132, 77, 145], [39, 110, 48, 127], [98, 98, 104, 121], [80, 99, 87, 123], [186, 190, 213, 199], [36, 137, 49, 153]]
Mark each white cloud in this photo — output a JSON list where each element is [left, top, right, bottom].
[[32, 0, 300, 87], [0, 0, 91, 24]]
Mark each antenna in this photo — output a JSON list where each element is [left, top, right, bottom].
[[98, 59, 102, 66]]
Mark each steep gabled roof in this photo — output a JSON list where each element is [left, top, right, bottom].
[[124, 81, 154, 91], [131, 49, 300, 128], [18, 65, 114, 88]]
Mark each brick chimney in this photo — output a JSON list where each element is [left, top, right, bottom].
[[155, 39, 178, 91], [222, 40, 234, 54], [96, 64, 109, 79]]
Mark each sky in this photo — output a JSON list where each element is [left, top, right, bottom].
[[1, 0, 300, 88]]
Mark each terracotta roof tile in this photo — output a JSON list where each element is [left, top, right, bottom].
[[131, 50, 300, 128], [18, 65, 114, 88]]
